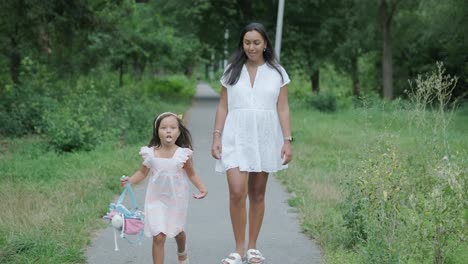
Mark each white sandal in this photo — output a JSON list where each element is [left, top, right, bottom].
[[177, 246, 189, 264], [246, 249, 265, 264], [221, 252, 244, 264]]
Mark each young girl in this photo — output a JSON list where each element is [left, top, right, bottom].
[[121, 112, 208, 264]]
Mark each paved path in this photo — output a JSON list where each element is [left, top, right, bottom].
[[86, 82, 322, 263]]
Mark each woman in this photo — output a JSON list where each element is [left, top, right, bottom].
[[211, 22, 293, 264]]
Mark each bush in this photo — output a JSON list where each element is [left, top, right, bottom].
[[144, 75, 195, 101], [341, 62, 466, 263], [306, 92, 337, 112], [43, 89, 125, 152]]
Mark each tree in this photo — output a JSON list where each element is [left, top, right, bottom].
[[282, 0, 346, 93], [380, 0, 402, 99]]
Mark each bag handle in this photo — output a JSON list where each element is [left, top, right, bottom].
[[116, 183, 139, 210]]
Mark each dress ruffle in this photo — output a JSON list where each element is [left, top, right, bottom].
[[139, 146, 152, 168], [174, 148, 193, 168]]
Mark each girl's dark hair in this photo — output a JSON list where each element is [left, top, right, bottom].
[[149, 113, 193, 149], [223, 22, 284, 85]]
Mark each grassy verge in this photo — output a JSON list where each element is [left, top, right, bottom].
[[0, 103, 188, 263], [277, 104, 468, 263]]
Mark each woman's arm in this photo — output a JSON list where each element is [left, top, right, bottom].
[[277, 85, 292, 164], [184, 159, 208, 199], [211, 86, 228, 159]]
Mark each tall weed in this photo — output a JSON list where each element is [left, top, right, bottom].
[[341, 62, 466, 263]]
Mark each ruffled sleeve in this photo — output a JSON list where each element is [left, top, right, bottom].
[[139, 146, 152, 168], [175, 148, 193, 168]]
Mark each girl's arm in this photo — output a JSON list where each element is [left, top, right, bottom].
[[277, 85, 292, 165], [184, 159, 208, 199], [121, 165, 149, 186], [211, 86, 228, 160]]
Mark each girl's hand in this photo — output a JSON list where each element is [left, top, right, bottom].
[[211, 138, 222, 160], [192, 188, 208, 199], [281, 142, 292, 165], [120, 176, 129, 187]]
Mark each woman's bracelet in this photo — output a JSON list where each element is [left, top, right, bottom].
[[213, 129, 222, 137]]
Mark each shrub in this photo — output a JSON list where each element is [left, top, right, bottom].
[[341, 62, 466, 263], [144, 75, 195, 101], [306, 92, 337, 112], [43, 90, 124, 152]]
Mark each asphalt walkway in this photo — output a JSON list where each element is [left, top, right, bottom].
[[86, 82, 322, 263]]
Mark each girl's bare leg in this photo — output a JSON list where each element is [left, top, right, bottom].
[[247, 172, 269, 250], [226, 168, 249, 258], [175, 231, 188, 262], [152, 233, 166, 264]]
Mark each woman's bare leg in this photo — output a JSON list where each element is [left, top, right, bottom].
[[226, 168, 249, 258], [247, 172, 269, 250]]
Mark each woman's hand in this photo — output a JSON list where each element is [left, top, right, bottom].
[[193, 188, 208, 199], [281, 142, 292, 165], [211, 137, 222, 160]]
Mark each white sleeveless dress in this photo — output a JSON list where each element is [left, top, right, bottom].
[[216, 63, 291, 173], [139, 146, 192, 237]]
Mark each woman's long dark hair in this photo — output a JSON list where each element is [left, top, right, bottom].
[[223, 22, 284, 86], [149, 113, 193, 149]]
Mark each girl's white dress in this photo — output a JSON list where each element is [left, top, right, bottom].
[[139, 146, 192, 237], [216, 63, 291, 173]]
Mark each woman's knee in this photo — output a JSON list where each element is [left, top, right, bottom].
[[229, 188, 247, 204], [249, 189, 265, 204]]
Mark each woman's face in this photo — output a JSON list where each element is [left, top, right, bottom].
[[243, 30, 267, 64]]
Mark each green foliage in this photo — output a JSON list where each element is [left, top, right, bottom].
[[0, 58, 56, 136], [0, 57, 195, 151], [145, 75, 196, 101], [306, 92, 338, 112], [341, 63, 466, 263], [277, 63, 467, 264]]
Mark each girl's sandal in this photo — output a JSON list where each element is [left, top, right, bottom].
[[246, 249, 265, 264], [177, 247, 189, 264], [221, 252, 244, 264]]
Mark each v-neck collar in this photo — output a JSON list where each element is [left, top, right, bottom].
[[244, 63, 264, 89]]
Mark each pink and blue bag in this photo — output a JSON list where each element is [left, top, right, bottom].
[[103, 182, 144, 251]]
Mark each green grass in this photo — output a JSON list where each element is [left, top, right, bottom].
[[276, 104, 468, 263]]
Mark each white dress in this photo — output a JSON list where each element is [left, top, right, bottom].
[[216, 63, 291, 173], [139, 146, 192, 237]]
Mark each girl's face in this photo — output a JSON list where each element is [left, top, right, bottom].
[[243, 30, 267, 64], [157, 116, 180, 145]]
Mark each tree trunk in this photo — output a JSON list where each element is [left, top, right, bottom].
[[351, 55, 360, 97], [185, 65, 193, 78], [9, 32, 21, 84], [119, 61, 124, 87], [381, 0, 393, 100], [311, 69, 320, 93], [237, 0, 253, 21]]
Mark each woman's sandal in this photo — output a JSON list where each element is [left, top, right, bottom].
[[246, 249, 265, 264], [221, 252, 244, 264], [177, 247, 189, 264]]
